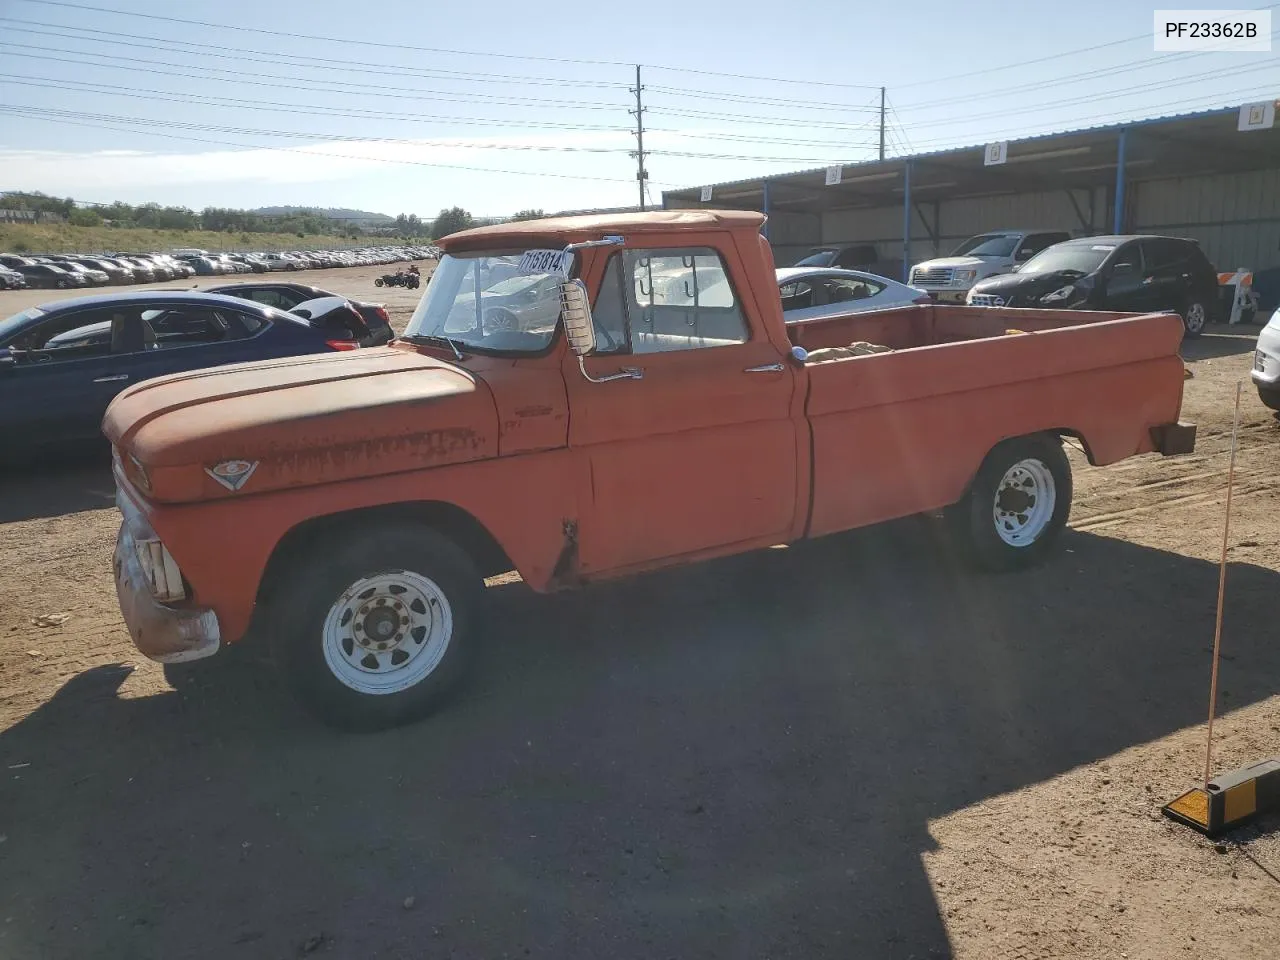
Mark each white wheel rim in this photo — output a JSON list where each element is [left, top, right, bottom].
[[1186, 302, 1205, 333], [992, 458, 1056, 547], [321, 571, 453, 696]]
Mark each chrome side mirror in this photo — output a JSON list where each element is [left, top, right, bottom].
[[559, 278, 641, 384], [559, 279, 596, 357]]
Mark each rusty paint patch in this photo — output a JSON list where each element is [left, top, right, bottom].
[[253, 428, 484, 476], [514, 405, 553, 418]]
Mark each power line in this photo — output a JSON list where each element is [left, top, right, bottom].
[[649, 106, 882, 131], [13, 0, 633, 66], [1, 109, 666, 185], [0, 19, 631, 89], [0, 75, 635, 131], [0, 104, 868, 166], [893, 0, 1278, 90], [646, 84, 880, 112], [893, 56, 1280, 131], [12, 0, 877, 88], [0, 49, 630, 111]]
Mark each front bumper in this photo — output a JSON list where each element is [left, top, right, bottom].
[[113, 497, 221, 664], [1250, 320, 1280, 389]]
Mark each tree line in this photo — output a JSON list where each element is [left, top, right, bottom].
[[2, 192, 547, 240]]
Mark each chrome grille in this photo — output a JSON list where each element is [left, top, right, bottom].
[[968, 294, 1006, 307], [911, 266, 953, 286]]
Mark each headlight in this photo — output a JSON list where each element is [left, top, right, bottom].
[[953, 268, 977, 284], [1041, 284, 1077, 303]]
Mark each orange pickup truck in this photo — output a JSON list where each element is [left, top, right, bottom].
[[104, 211, 1194, 729]]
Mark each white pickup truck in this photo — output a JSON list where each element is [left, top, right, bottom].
[[909, 230, 1070, 302]]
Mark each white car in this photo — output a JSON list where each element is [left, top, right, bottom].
[[909, 230, 1071, 303], [776, 267, 929, 322], [1252, 307, 1280, 411]]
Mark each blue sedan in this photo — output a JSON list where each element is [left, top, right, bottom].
[[0, 291, 359, 457]]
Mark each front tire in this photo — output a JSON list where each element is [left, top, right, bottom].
[[1180, 299, 1209, 338], [945, 435, 1072, 571], [269, 526, 481, 731], [374, 277, 384, 287]]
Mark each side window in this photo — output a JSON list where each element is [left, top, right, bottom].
[[1109, 244, 1142, 274], [835, 246, 875, 268], [779, 280, 815, 311], [245, 289, 293, 309], [1143, 238, 1188, 272], [141, 307, 243, 348], [818, 277, 884, 305], [625, 248, 748, 354], [1018, 234, 1061, 260], [589, 255, 631, 353], [7, 309, 123, 362]]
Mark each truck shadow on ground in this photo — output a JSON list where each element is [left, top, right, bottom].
[[2, 523, 1277, 959], [0, 449, 114, 523], [1182, 323, 1261, 361]]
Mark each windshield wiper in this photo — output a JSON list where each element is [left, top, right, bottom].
[[401, 333, 464, 360]]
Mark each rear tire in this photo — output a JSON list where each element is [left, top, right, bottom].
[[1180, 299, 1209, 338], [944, 435, 1072, 571], [269, 525, 481, 731], [1258, 387, 1280, 412]]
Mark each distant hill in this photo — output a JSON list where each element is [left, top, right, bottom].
[[252, 206, 394, 225]]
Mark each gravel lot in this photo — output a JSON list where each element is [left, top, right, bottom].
[[1, 270, 1277, 959]]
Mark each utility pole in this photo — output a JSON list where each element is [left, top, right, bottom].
[[878, 86, 886, 161], [630, 65, 648, 211]]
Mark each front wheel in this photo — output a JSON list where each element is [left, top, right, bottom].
[[944, 435, 1072, 571], [1180, 299, 1209, 338], [374, 277, 384, 287], [269, 526, 481, 730]]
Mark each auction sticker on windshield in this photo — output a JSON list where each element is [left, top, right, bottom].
[[518, 249, 572, 277]]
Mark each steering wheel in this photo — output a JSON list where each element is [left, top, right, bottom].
[[482, 306, 519, 335]]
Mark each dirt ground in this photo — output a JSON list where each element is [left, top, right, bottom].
[[0, 271, 1278, 959]]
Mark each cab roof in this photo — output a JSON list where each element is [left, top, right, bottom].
[[440, 209, 767, 250]]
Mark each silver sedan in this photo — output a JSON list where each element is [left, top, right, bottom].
[[777, 267, 929, 322]]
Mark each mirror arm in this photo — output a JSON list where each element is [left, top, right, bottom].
[[578, 357, 642, 383]]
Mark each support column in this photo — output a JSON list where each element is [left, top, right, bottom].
[[1113, 128, 1128, 234], [901, 161, 912, 282], [761, 180, 771, 240]]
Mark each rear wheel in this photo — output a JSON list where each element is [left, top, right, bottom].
[[269, 525, 481, 731], [945, 435, 1072, 571], [1258, 387, 1280, 412], [1180, 299, 1209, 338]]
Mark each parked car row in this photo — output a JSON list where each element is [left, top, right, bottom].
[[0, 282, 396, 459], [0, 245, 439, 291]]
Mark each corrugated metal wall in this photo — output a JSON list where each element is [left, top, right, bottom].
[[807, 171, 1280, 273], [1133, 170, 1280, 272]]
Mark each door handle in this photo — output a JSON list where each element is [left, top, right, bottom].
[[93, 374, 129, 383], [744, 363, 785, 373]]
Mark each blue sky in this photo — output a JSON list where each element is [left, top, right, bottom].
[[0, 0, 1276, 218]]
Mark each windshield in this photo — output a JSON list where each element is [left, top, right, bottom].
[[951, 234, 1019, 258], [1019, 243, 1111, 276], [403, 250, 567, 354], [0, 307, 45, 342]]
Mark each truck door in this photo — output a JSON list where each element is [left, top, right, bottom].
[[563, 244, 799, 574]]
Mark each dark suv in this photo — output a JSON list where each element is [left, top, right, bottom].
[[966, 235, 1219, 337]]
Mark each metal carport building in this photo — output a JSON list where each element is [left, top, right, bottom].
[[661, 104, 1280, 287]]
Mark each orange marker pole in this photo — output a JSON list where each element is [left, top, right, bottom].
[[1204, 380, 1242, 789]]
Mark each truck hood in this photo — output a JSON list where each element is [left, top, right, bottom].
[[103, 346, 498, 503]]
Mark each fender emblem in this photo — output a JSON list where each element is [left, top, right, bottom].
[[205, 459, 258, 491]]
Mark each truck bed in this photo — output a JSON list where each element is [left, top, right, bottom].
[[787, 304, 1188, 538]]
